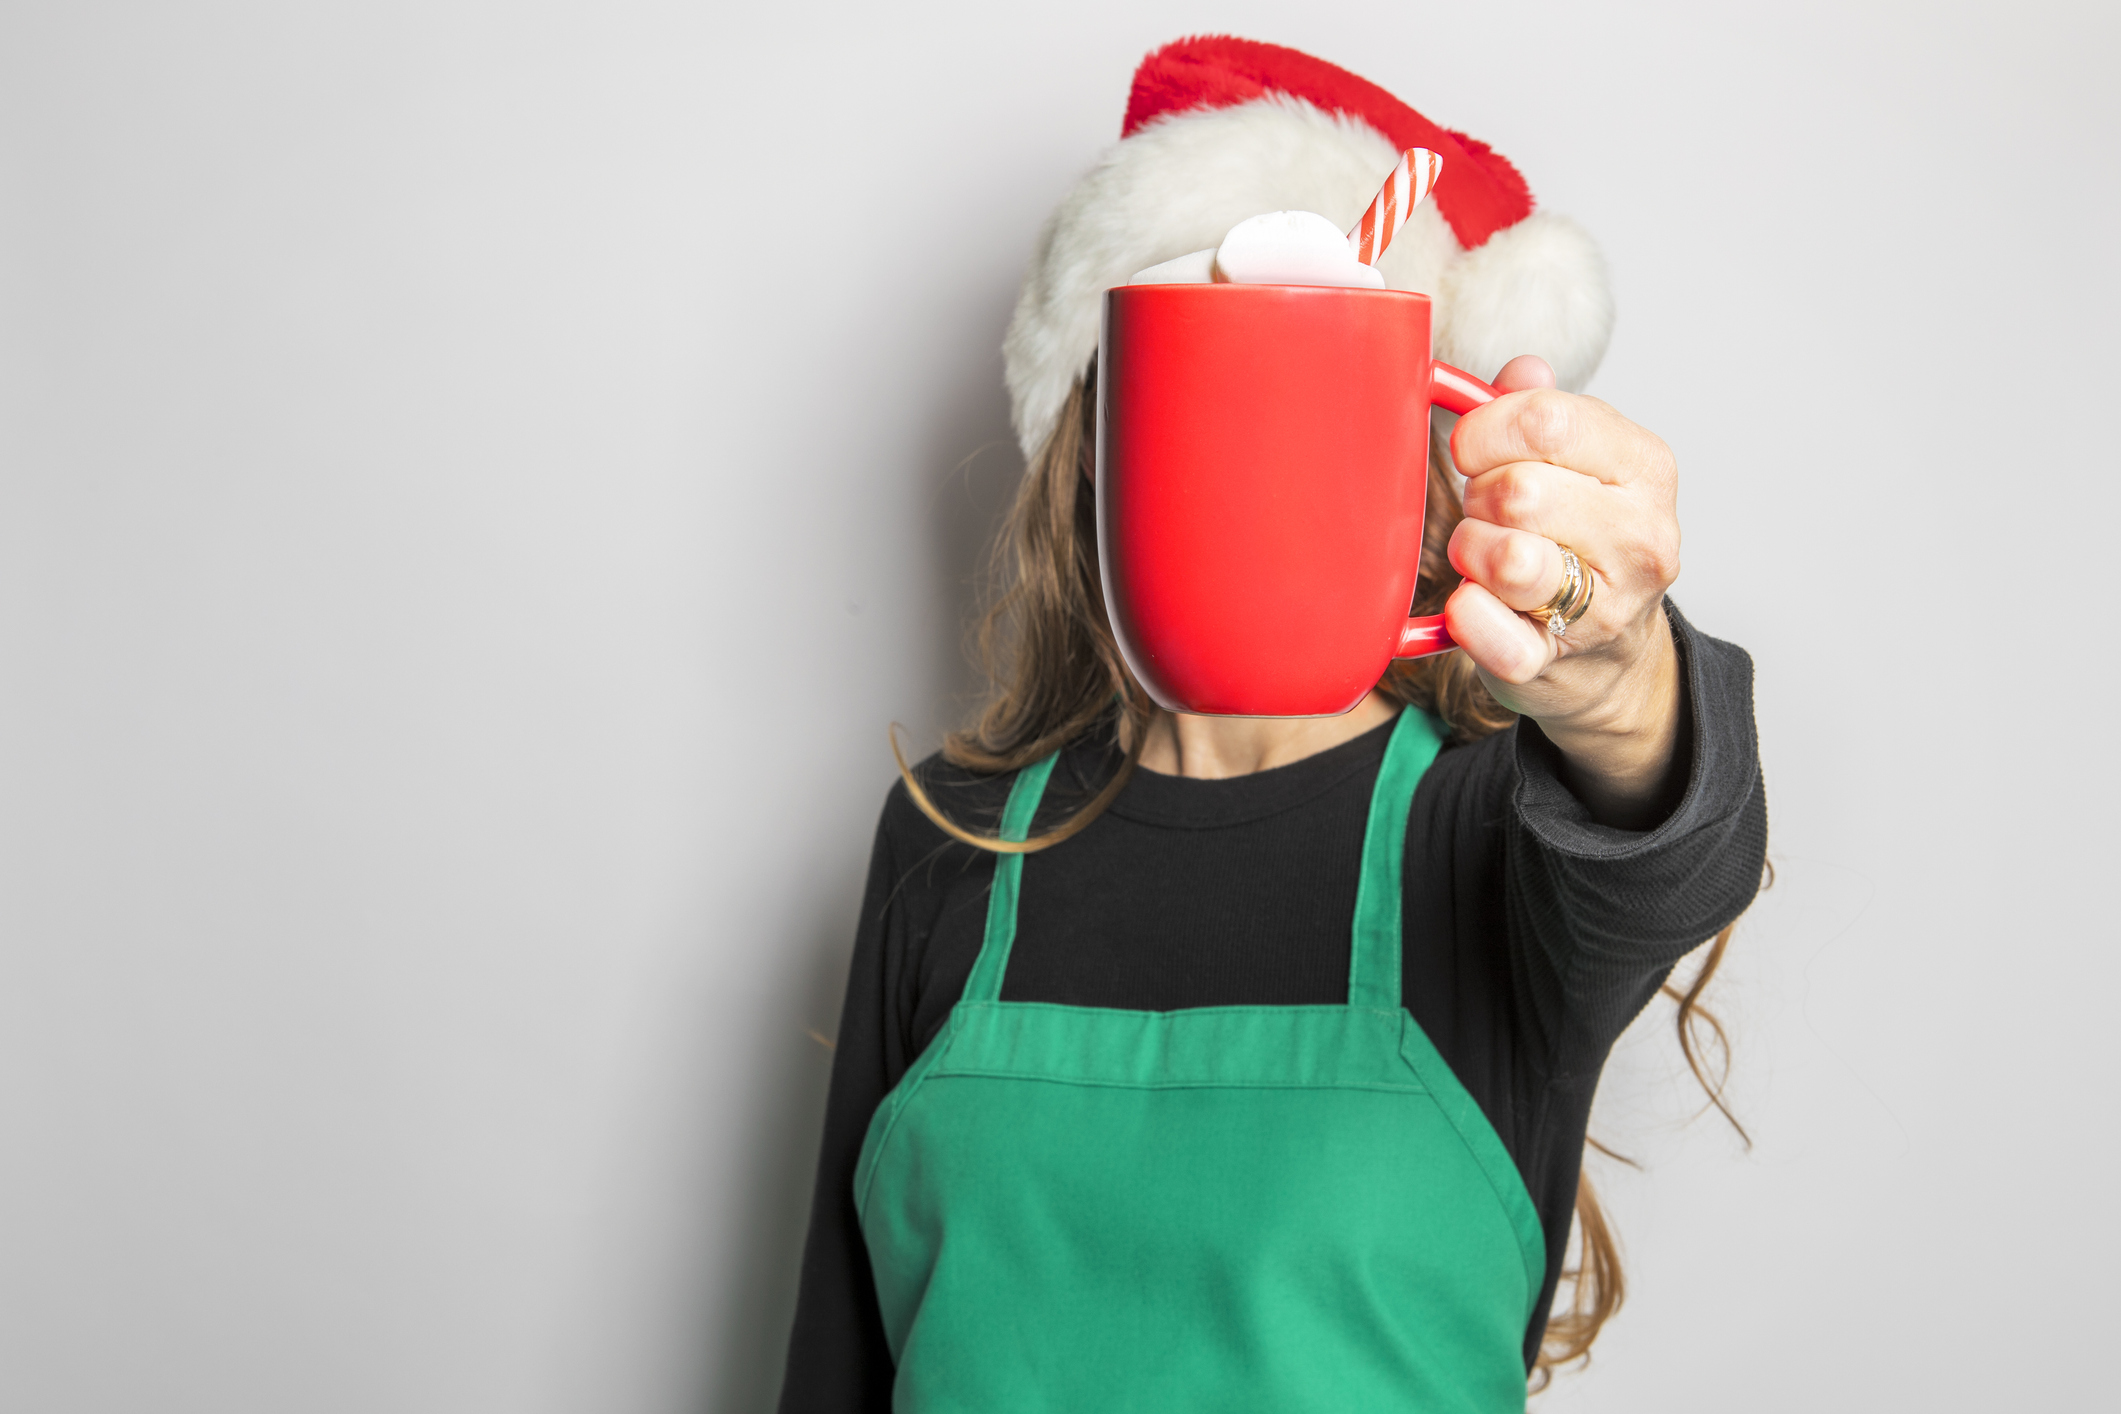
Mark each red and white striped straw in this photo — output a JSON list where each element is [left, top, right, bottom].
[[1347, 148, 1443, 266]]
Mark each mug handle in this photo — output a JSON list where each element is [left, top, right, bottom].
[[1393, 361, 1500, 659]]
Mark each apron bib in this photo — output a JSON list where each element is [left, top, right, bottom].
[[856, 709, 1545, 1412]]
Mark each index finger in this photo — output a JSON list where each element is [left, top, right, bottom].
[[1449, 388, 1674, 489]]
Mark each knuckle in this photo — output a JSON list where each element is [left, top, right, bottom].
[[1621, 431, 1679, 492], [1490, 467, 1544, 524], [1514, 391, 1574, 457], [1642, 526, 1683, 586], [1647, 436, 1678, 483], [1625, 535, 1681, 590], [1498, 536, 1546, 591]]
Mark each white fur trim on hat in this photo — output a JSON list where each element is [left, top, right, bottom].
[[1002, 95, 1614, 461]]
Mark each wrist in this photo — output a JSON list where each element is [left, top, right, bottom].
[[1534, 607, 1686, 828]]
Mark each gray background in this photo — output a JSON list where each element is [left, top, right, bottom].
[[3, 2, 2114, 1410]]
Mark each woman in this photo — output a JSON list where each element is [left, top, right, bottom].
[[780, 36, 1766, 1412]]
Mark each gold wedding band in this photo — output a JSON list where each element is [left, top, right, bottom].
[[1530, 546, 1595, 638]]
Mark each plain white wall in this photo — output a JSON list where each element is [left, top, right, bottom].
[[2, 2, 2114, 1410]]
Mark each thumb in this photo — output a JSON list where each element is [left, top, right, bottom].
[[1490, 354, 1556, 394]]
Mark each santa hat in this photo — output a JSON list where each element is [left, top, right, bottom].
[[1003, 35, 1615, 460]]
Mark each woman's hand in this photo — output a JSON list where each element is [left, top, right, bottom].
[[1443, 356, 1685, 830]]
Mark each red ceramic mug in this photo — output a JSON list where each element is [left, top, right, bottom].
[[1096, 282, 1499, 717]]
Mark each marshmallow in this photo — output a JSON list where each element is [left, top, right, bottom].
[[1212, 210, 1385, 290]]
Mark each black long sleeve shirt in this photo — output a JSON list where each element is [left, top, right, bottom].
[[778, 604, 1768, 1410]]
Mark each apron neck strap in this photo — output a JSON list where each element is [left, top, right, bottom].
[[1347, 708, 1447, 1010], [963, 708, 1443, 1011], [961, 752, 1061, 1004]]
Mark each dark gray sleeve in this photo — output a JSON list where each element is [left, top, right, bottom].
[[776, 808, 905, 1414], [1507, 600, 1770, 1056]]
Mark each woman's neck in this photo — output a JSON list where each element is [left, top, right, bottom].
[[1132, 691, 1399, 780]]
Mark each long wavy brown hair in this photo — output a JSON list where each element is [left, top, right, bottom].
[[894, 368, 1753, 1388]]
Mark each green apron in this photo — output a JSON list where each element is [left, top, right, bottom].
[[856, 709, 1545, 1412]]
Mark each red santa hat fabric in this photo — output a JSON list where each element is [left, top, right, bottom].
[[1004, 36, 1615, 460]]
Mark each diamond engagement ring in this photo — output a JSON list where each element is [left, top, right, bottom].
[[1530, 547, 1594, 638]]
